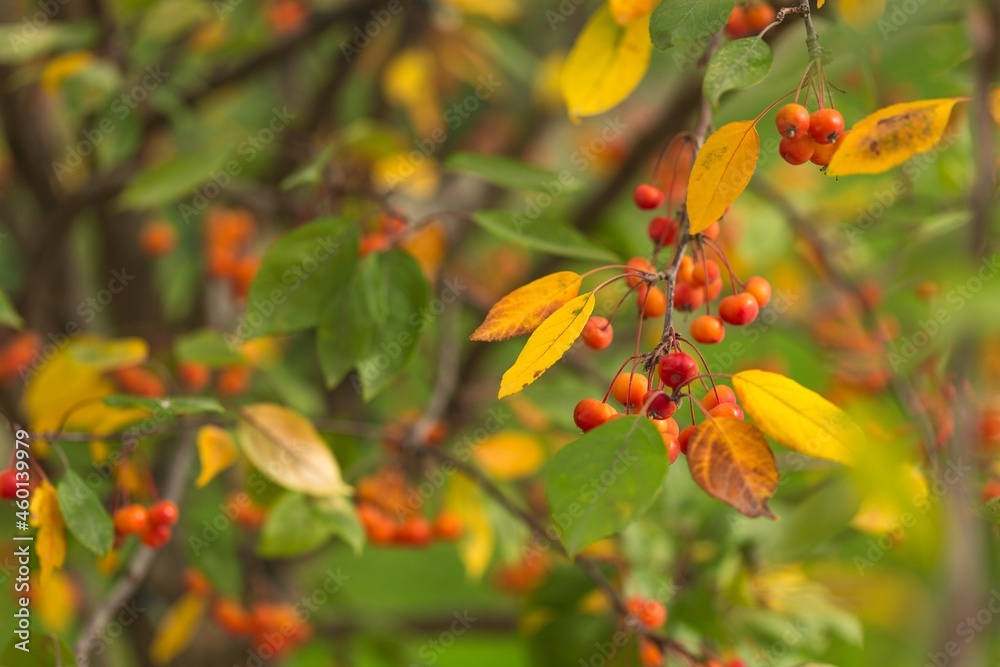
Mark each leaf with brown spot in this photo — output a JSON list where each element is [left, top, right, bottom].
[[686, 121, 760, 233], [471, 271, 582, 342], [688, 418, 779, 518]]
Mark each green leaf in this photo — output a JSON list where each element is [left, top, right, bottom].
[[0, 21, 98, 64], [1, 637, 76, 666], [246, 218, 360, 337], [257, 493, 334, 558], [445, 153, 577, 192], [118, 145, 233, 209], [354, 250, 431, 400], [56, 470, 114, 556], [174, 329, 245, 367], [976, 497, 1000, 524], [650, 0, 734, 50], [546, 417, 667, 554], [472, 211, 617, 263], [101, 395, 225, 416], [0, 288, 23, 329], [703, 37, 773, 108], [316, 281, 374, 389], [313, 495, 365, 555]]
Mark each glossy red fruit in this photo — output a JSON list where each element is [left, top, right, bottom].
[[0, 469, 17, 499], [114, 504, 149, 535], [612, 372, 649, 408], [647, 216, 678, 246], [148, 500, 179, 527], [701, 385, 737, 411], [665, 435, 681, 464], [673, 282, 705, 312], [744, 276, 772, 307], [779, 135, 815, 165], [690, 315, 725, 344], [582, 316, 614, 350], [809, 108, 845, 145], [775, 103, 810, 139], [746, 2, 776, 32], [658, 352, 698, 388], [643, 390, 677, 420], [574, 398, 616, 432], [140, 523, 172, 548], [691, 259, 720, 286], [678, 425, 697, 454], [633, 184, 665, 210], [637, 285, 667, 318], [719, 292, 760, 326], [709, 403, 745, 420]]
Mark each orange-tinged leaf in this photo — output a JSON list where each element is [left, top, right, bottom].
[[236, 403, 352, 497], [817, 0, 825, 6], [688, 418, 778, 518], [402, 222, 447, 280], [561, 6, 652, 121], [686, 121, 760, 233], [608, 0, 656, 25], [499, 293, 595, 398], [150, 592, 208, 665], [826, 98, 965, 176], [733, 370, 862, 464], [839, 0, 884, 30], [473, 431, 546, 480], [29, 481, 66, 581], [195, 425, 238, 488], [472, 271, 582, 341]]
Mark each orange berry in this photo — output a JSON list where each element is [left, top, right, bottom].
[[690, 315, 725, 344], [701, 385, 737, 411], [574, 398, 616, 432], [266, 0, 309, 34], [360, 232, 391, 257], [113, 366, 165, 397], [639, 638, 664, 667], [627, 596, 668, 629], [705, 277, 724, 301], [213, 598, 253, 636], [208, 246, 238, 278], [633, 184, 665, 210], [746, 2, 776, 31], [644, 390, 677, 420], [625, 257, 657, 288], [702, 220, 721, 240], [0, 331, 41, 384], [184, 569, 212, 596], [611, 372, 649, 408], [691, 259, 720, 286], [432, 511, 464, 540], [216, 365, 250, 395], [719, 292, 760, 326], [178, 362, 210, 391], [113, 505, 149, 535], [775, 103, 810, 139], [724, 5, 749, 39], [357, 503, 397, 545], [582, 316, 614, 350], [709, 403, 745, 420], [676, 256, 695, 283], [396, 515, 432, 547], [140, 221, 177, 257], [232, 256, 260, 298], [673, 282, 705, 312], [637, 285, 667, 318], [678, 425, 696, 454], [744, 276, 772, 307]]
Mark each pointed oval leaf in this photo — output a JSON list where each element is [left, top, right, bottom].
[[472, 271, 582, 342], [471, 211, 617, 262], [257, 493, 334, 558], [686, 120, 760, 233], [29, 480, 66, 580], [69, 337, 149, 370], [561, 6, 652, 121], [826, 98, 965, 176], [237, 403, 352, 497], [56, 470, 114, 556], [733, 370, 862, 464], [195, 425, 239, 488], [546, 417, 667, 554], [703, 38, 773, 108], [499, 293, 595, 398], [102, 395, 225, 416], [688, 417, 779, 518], [150, 592, 208, 665], [650, 0, 733, 50]]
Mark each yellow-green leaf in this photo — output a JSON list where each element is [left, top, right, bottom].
[[471, 271, 582, 342], [733, 370, 863, 465], [445, 474, 494, 579], [69, 337, 149, 370], [195, 425, 238, 488], [839, 0, 884, 30], [237, 403, 352, 497], [499, 293, 595, 398], [826, 98, 965, 176], [686, 120, 760, 233], [688, 417, 778, 518], [608, 0, 656, 25], [561, 6, 652, 121], [473, 431, 546, 480], [150, 592, 208, 665], [29, 481, 66, 581]]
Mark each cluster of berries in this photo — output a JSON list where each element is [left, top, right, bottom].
[[113, 499, 179, 549], [205, 208, 260, 299], [354, 469, 463, 547], [360, 213, 407, 257], [724, 2, 776, 39], [177, 362, 252, 396], [775, 103, 847, 166]]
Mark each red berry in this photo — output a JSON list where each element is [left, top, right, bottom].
[[678, 425, 697, 454], [809, 108, 845, 145], [690, 315, 725, 344], [637, 285, 667, 318], [647, 216, 677, 246], [775, 103, 810, 139], [779, 135, 815, 165], [982, 479, 1000, 502], [691, 259, 720, 286], [665, 435, 681, 464], [658, 352, 698, 388], [178, 362, 210, 391], [140, 523, 172, 548], [574, 398, 616, 432], [432, 512, 464, 540], [213, 598, 253, 635], [582, 316, 614, 350], [643, 390, 677, 420], [633, 184, 665, 210], [612, 372, 649, 408], [626, 596, 668, 629], [396, 515, 432, 546], [184, 569, 213, 596], [745, 3, 776, 33], [0, 470, 16, 500], [718, 292, 760, 326], [724, 6, 749, 39], [114, 505, 149, 535], [673, 282, 705, 312], [148, 500, 179, 527], [709, 403, 745, 420], [705, 277, 724, 302], [744, 276, 772, 307], [625, 257, 657, 288], [701, 385, 737, 411]]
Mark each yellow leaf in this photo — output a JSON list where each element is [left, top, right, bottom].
[[686, 121, 760, 233], [472, 271, 582, 341], [195, 425, 238, 488], [839, 0, 884, 30], [733, 370, 863, 465], [851, 464, 928, 535], [473, 431, 546, 480], [608, 0, 656, 25], [445, 475, 494, 579], [36, 570, 76, 632], [372, 151, 440, 199], [41, 51, 95, 93], [499, 293, 595, 398], [29, 481, 66, 581], [561, 6, 652, 121], [150, 592, 208, 665], [688, 418, 779, 518], [441, 0, 521, 21], [402, 222, 447, 280], [826, 98, 965, 176], [382, 48, 439, 136], [817, 0, 825, 6], [69, 337, 149, 370], [236, 403, 352, 497]]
